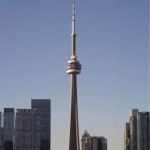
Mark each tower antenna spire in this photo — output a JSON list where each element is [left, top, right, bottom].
[[72, 0, 75, 17], [71, 0, 76, 57]]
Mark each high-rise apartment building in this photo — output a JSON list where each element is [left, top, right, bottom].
[[124, 122, 130, 150], [3, 108, 14, 150], [81, 130, 107, 150], [137, 112, 149, 150], [31, 99, 51, 150], [14, 109, 41, 150], [130, 109, 139, 150]]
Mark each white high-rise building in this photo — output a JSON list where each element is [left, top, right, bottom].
[[3, 108, 14, 150], [14, 109, 41, 150]]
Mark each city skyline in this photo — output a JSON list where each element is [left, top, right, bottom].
[[0, 0, 149, 150]]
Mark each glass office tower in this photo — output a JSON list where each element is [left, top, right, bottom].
[[31, 99, 51, 150], [137, 112, 149, 150], [3, 108, 14, 150]]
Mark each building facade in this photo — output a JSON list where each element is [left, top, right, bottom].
[[130, 109, 139, 150], [137, 112, 149, 150], [3, 108, 14, 150], [124, 122, 130, 150], [0, 112, 2, 127], [31, 99, 51, 150], [14, 109, 41, 150], [0, 112, 2, 150], [81, 130, 107, 150], [0, 127, 3, 150]]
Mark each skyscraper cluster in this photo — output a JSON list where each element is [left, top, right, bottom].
[[0, 99, 51, 150], [124, 109, 149, 150]]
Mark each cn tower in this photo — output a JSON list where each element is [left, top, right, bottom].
[[66, 1, 81, 150]]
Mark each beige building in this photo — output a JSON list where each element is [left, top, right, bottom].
[[14, 109, 41, 150]]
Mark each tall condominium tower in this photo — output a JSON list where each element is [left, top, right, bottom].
[[14, 109, 41, 150], [3, 108, 14, 150], [124, 122, 130, 150], [66, 1, 81, 150], [130, 109, 139, 150], [31, 99, 51, 150], [137, 112, 149, 150], [81, 130, 107, 150]]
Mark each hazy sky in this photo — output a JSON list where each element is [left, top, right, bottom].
[[0, 0, 149, 150]]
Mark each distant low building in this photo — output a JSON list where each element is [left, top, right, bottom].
[[81, 130, 107, 150]]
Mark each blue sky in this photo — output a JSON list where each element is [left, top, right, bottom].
[[0, 0, 149, 150]]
